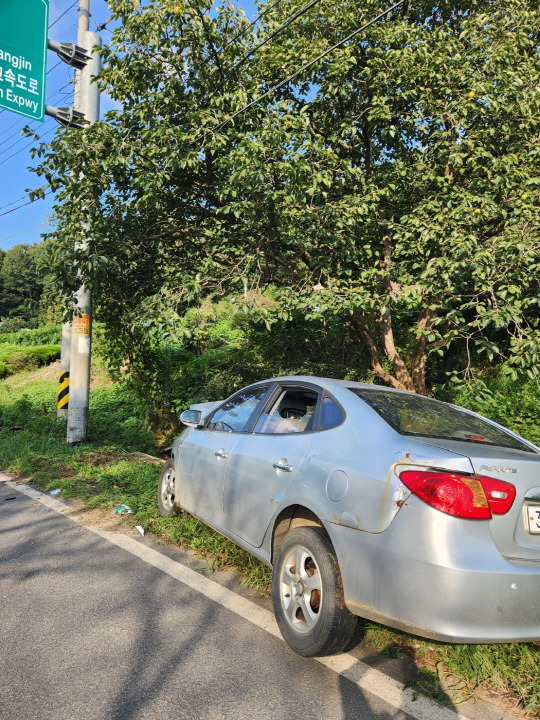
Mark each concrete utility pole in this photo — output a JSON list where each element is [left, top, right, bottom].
[[74, 0, 91, 110], [66, 29, 101, 444], [57, 0, 92, 420]]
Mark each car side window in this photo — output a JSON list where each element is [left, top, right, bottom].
[[254, 388, 318, 434], [319, 396, 344, 430], [209, 386, 269, 432]]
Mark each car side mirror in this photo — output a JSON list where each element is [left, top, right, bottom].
[[180, 409, 202, 427]]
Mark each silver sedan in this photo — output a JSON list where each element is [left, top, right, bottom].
[[158, 376, 540, 656]]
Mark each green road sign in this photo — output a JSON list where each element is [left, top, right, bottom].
[[0, 0, 48, 121]]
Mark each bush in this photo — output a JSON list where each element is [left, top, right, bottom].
[[0, 324, 61, 346], [0, 345, 60, 378], [88, 386, 157, 454], [6, 351, 39, 373], [442, 375, 540, 447], [0, 317, 32, 333], [105, 298, 373, 427]]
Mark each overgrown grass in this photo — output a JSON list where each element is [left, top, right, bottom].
[[0, 354, 538, 716], [365, 622, 540, 713], [0, 360, 272, 589]]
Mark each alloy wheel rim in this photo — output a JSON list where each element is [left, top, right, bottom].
[[280, 544, 322, 634], [161, 469, 176, 510]]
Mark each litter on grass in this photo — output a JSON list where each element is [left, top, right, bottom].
[[49, 489, 62, 496], [135, 526, 145, 536], [115, 504, 134, 515]]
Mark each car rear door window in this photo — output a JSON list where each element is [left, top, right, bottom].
[[351, 388, 535, 452], [209, 386, 269, 432]]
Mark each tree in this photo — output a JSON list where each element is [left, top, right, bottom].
[[0, 243, 45, 319], [35, 0, 540, 393]]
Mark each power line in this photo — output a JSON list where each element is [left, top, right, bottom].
[[49, 0, 79, 30], [47, 59, 64, 76], [0, 127, 56, 168], [0, 111, 53, 153], [0, 124, 31, 151], [210, 0, 407, 137], [0, 120, 54, 159], [0, 114, 56, 154], [0, 116, 24, 139], [218, 0, 283, 57], [0, 89, 66, 150], [0, 193, 30, 213], [0, 221, 49, 246], [207, 0, 324, 105], [0, 193, 51, 218], [0, 185, 50, 214]]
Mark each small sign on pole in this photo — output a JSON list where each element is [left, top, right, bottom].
[[0, 0, 48, 121]]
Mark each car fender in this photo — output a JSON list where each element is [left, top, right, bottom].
[[260, 494, 337, 562], [171, 427, 192, 459]]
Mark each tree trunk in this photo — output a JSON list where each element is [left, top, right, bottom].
[[347, 234, 438, 394]]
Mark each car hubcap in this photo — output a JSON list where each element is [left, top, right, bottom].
[[161, 469, 176, 510], [280, 545, 322, 634]]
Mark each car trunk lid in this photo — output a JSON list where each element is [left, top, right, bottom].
[[416, 438, 540, 562]]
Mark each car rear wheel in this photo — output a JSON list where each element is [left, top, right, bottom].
[[272, 526, 357, 656], [157, 459, 180, 517]]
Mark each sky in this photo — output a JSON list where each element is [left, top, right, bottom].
[[0, 0, 256, 253]]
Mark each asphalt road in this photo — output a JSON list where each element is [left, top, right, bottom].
[[0, 477, 511, 720]]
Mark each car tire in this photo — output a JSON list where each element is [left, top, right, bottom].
[[157, 458, 180, 517], [272, 526, 357, 657]]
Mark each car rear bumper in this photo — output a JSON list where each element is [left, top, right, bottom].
[[326, 497, 540, 643]]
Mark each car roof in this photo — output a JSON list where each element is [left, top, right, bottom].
[[262, 375, 419, 396]]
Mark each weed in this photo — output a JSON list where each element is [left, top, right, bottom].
[[404, 668, 452, 705], [382, 644, 408, 659]]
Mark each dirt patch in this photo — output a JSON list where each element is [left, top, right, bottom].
[[3, 358, 113, 389], [5, 360, 61, 387], [130, 451, 164, 465], [81, 451, 131, 468], [56, 465, 78, 479], [90, 363, 114, 389], [70, 506, 134, 533], [79, 451, 164, 469]]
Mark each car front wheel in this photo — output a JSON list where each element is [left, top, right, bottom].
[[157, 458, 180, 517], [272, 526, 357, 656]]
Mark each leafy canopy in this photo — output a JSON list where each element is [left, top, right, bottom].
[[35, 0, 540, 393]]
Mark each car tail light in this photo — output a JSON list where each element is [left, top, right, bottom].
[[399, 470, 516, 519]]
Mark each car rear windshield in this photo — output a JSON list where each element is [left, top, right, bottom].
[[350, 388, 535, 453]]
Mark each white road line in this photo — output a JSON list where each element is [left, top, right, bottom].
[[3, 476, 489, 720]]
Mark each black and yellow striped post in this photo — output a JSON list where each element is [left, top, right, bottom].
[[57, 370, 69, 415], [57, 322, 71, 420]]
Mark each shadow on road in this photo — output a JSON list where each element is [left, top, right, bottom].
[[0, 486, 464, 720]]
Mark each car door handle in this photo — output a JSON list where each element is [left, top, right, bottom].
[[215, 451, 229, 459], [273, 462, 292, 472]]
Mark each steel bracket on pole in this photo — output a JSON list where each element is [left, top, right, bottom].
[[45, 105, 86, 129], [47, 39, 91, 70]]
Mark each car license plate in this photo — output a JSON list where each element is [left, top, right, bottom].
[[526, 504, 540, 534]]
